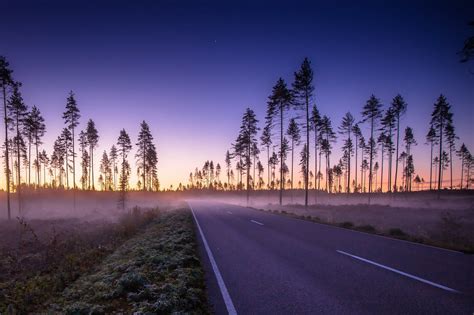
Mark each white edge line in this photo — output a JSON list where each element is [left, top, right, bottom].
[[250, 219, 264, 226], [336, 250, 461, 294], [252, 207, 462, 255], [189, 202, 238, 315], [227, 211, 233, 214]]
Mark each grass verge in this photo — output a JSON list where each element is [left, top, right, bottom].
[[253, 207, 474, 254], [48, 207, 209, 314]]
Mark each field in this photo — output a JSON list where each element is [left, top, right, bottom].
[[0, 194, 209, 314]]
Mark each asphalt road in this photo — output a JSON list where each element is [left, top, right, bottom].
[[189, 200, 474, 315]]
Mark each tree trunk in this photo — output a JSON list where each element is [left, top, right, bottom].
[[369, 117, 374, 193], [143, 143, 146, 191], [28, 141, 31, 186], [354, 136, 358, 192], [429, 142, 433, 190], [36, 140, 39, 188], [449, 148, 453, 189], [16, 114, 21, 215], [305, 92, 309, 207], [394, 114, 400, 191], [72, 127, 75, 189], [347, 132, 351, 193], [438, 118, 443, 191], [380, 148, 384, 192], [2, 82, 11, 220], [279, 106, 283, 205], [314, 130, 317, 194], [91, 147, 95, 190]]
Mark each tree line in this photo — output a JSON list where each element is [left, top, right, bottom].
[[184, 59, 473, 205], [0, 56, 159, 219]]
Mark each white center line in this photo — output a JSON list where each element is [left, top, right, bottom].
[[189, 203, 238, 315], [336, 250, 460, 293], [250, 219, 264, 226], [227, 211, 233, 214]]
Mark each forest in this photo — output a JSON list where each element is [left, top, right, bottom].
[[187, 58, 473, 206], [0, 55, 473, 218]]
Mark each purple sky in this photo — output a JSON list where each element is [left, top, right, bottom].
[[1, 0, 473, 189]]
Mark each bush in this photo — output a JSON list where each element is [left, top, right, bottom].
[[339, 221, 354, 229], [389, 228, 408, 238], [356, 225, 376, 233]]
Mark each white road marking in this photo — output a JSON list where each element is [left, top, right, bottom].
[[227, 211, 233, 214], [189, 203, 238, 315], [250, 219, 264, 226], [336, 250, 460, 293]]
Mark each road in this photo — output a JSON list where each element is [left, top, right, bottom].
[[189, 200, 474, 315]]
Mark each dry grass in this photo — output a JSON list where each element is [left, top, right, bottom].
[[0, 208, 159, 313]]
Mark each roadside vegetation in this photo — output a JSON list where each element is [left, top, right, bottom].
[[255, 204, 474, 253], [0, 206, 209, 314]]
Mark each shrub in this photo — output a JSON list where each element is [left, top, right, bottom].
[[389, 228, 408, 238], [356, 225, 376, 233], [339, 221, 354, 229]]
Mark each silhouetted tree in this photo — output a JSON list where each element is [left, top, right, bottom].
[[86, 119, 99, 190], [52, 135, 66, 187], [339, 112, 354, 193], [440, 150, 450, 186], [279, 137, 290, 189], [391, 94, 407, 191], [267, 78, 292, 204], [457, 143, 470, 189], [78, 130, 89, 189], [117, 129, 132, 209], [0, 56, 14, 218], [425, 126, 437, 190], [287, 118, 301, 191], [319, 115, 336, 192], [405, 155, 415, 191], [381, 107, 395, 191], [234, 108, 259, 203], [430, 95, 453, 190], [257, 160, 264, 189], [110, 145, 118, 190], [136, 121, 155, 191], [7, 82, 28, 213], [311, 105, 321, 194], [25, 106, 45, 187], [260, 124, 272, 190], [63, 91, 81, 189], [361, 95, 383, 193], [216, 163, 221, 187], [377, 132, 387, 192], [445, 122, 457, 189], [352, 123, 362, 192], [100, 151, 112, 190], [403, 127, 417, 190], [60, 127, 72, 188], [334, 160, 343, 193], [269, 151, 279, 189], [299, 143, 308, 191], [359, 136, 366, 192], [373, 161, 379, 191], [39, 149, 48, 187], [225, 150, 231, 189], [292, 58, 314, 206]]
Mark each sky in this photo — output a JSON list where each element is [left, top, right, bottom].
[[0, 0, 473, 189]]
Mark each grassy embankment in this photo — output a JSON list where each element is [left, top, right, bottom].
[[0, 206, 209, 314]]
